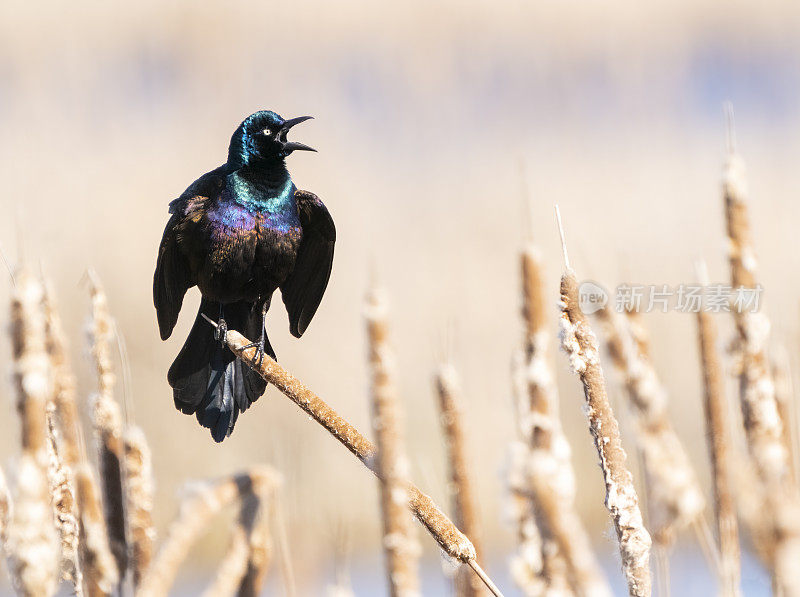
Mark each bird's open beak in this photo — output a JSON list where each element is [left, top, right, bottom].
[[279, 116, 316, 153]]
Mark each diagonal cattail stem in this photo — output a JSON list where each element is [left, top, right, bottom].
[[554, 209, 651, 597], [510, 245, 610, 597], [200, 316, 504, 597]]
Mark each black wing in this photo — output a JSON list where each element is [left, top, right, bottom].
[[153, 167, 225, 340], [281, 189, 336, 338]]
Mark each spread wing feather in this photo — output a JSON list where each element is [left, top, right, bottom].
[[281, 189, 336, 338], [153, 167, 225, 340]]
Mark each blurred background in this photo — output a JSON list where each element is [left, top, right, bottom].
[[1, 0, 799, 594]]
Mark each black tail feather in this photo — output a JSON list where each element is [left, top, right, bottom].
[[168, 299, 272, 442]]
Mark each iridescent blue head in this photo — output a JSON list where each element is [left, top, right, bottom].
[[227, 110, 316, 168]]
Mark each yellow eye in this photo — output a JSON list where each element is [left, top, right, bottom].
[[262, 128, 272, 136]]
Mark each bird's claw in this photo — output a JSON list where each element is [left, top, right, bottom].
[[241, 340, 266, 367], [214, 318, 228, 344]]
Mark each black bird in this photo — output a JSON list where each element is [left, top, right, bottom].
[[154, 110, 335, 442]]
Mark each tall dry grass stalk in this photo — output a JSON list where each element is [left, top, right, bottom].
[[202, 321, 503, 596], [86, 272, 128, 581], [509, 245, 610, 597], [772, 349, 798, 489], [7, 266, 60, 597], [695, 291, 741, 597], [75, 463, 119, 597], [435, 362, 484, 597], [236, 491, 274, 597], [43, 282, 83, 592], [0, 466, 10, 548], [557, 249, 651, 596], [137, 467, 279, 597], [45, 406, 83, 594], [365, 285, 421, 597], [595, 306, 705, 545], [722, 129, 800, 594], [123, 425, 156, 589], [202, 483, 275, 597]]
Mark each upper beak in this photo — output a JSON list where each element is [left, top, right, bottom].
[[278, 116, 316, 153]]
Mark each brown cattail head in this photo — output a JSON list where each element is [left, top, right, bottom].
[[559, 271, 652, 597]]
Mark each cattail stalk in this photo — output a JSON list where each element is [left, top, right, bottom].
[[137, 468, 278, 597], [46, 406, 83, 593], [201, 318, 503, 596], [86, 272, 128, 581], [696, 302, 741, 596], [43, 283, 83, 592], [123, 426, 156, 588], [75, 464, 120, 597], [772, 350, 797, 489], [511, 246, 610, 597], [558, 267, 652, 597], [595, 307, 705, 545], [0, 467, 9, 548], [366, 286, 421, 597], [7, 267, 60, 597], [236, 492, 274, 597], [722, 131, 800, 594], [435, 363, 485, 597], [203, 482, 275, 597]]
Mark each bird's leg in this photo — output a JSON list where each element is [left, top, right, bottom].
[[214, 304, 228, 344], [241, 302, 268, 367]]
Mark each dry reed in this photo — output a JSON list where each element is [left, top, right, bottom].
[[695, 285, 741, 597], [86, 272, 128, 581], [435, 362, 485, 597], [365, 285, 421, 597], [201, 320, 503, 595], [236, 491, 274, 597], [201, 489, 273, 597], [595, 306, 705, 545], [123, 425, 156, 589], [722, 127, 800, 594], [557, 256, 651, 596], [7, 266, 60, 597], [510, 245, 610, 597], [45, 405, 83, 593], [75, 463, 120, 597], [42, 282, 83, 592], [137, 467, 279, 597], [0, 467, 9, 548]]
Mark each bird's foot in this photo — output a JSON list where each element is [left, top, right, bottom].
[[240, 338, 266, 368], [214, 318, 228, 344]]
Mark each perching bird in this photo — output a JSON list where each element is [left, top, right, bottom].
[[154, 110, 335, 442]]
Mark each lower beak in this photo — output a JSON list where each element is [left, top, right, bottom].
[[279, 116, 316, 153]]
